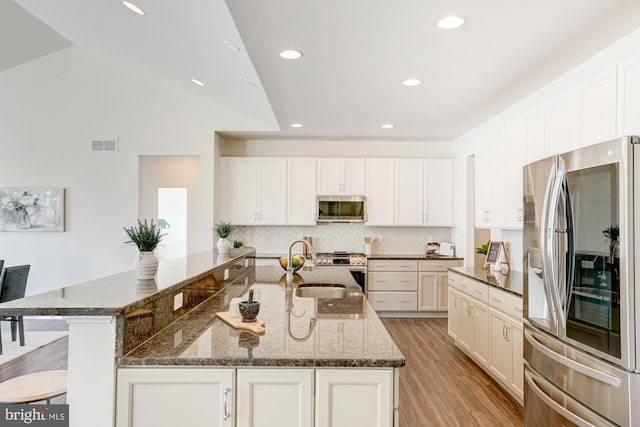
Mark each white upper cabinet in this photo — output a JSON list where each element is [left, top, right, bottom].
[[222, 157, 287, 225], [546, 89, 579, 155], [365, 159, 395, 225], [475, 127, 506, 228], [287, 158, 317, 225], [474, 136, 491, 227], [317, 158, 365, 195], [395, 159, 453, 227], [395, 159, 423, 226], [505, 120, 525, 229], [524, 107, 546, 164], [579, 67, 617, 148], [618, 55, 640, 136]]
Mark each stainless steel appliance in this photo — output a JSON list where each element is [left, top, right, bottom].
[[523, 135, 640, 426], [317, 196, 366, 223], [315, 251, 367, 293]]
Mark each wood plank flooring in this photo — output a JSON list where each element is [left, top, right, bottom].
[[382, 317, 523, 427], [1, 318, 523, 425]]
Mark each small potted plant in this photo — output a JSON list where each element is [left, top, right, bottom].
[[124, 219, 166, 280], [603, 224, 619, 263], [215, 221, 234, 255]]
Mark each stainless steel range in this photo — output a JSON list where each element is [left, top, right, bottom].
[[314, 252, 367, 293]]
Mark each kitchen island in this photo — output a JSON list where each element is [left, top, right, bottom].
[[0, 249, 404, 427]]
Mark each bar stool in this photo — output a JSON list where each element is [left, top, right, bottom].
[[0, 370, 67, 404], [0, 265, 30, 355]]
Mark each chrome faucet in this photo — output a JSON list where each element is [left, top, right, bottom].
[[285, 239, 314, 290], [284, 239, 316, 341]]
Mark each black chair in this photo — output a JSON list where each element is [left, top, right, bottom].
[[0, 265, 30, 355]]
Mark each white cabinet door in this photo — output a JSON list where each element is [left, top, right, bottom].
[[365, 159, 395, 225], [342, 158, 366, 195], [316, 369, 393, 427], [458, 295, 474, 354], [472, 301, 489, 367], [489, 309, 512, 385], [439, 273, 449, 312], [525, 107, 546, 164], [579, 67, 617, 148], [258, 158, 287, 225], [448, 287, 461, 340], [546, 90, 579, 155], [317, 159, 342, 195], [510, 321, 524, 400], [116, 368, 234, 427], [474, 136, 492, 228], [225, 158, 259, 225], [487, 126, 506, 227], [417, 272, 438, 311], [618, 55, 640, 136], [505, 120, 525, 229], [317, 159, 365, 195], [236, 368, 314, 427], [395, 159, 423, 226], [424, 159, 453, 226], [287, 158, 317, 225]]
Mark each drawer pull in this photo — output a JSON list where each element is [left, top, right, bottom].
[[375, 299, 387, 303], [400, 299, 411, 303], [492, 297, 502, 302], [460, 283, 468, 288], [514, 307, 523, 312], [400, 280, 411, 283], [377, 265, 387, 268], [474, 290, 482, 294], [401, 265, 412, 268], [376, 280, 387, 283]]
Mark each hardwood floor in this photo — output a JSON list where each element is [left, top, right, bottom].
[[382, 317, 523, 427], [1, 318, 523, 424]]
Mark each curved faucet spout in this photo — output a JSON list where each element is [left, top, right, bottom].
[[286, 239, 315, 290]]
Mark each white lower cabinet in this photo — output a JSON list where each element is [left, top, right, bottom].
[[448, 271, 524, 404], [116, 368, 235, 427], [236, 368, 314, 427], [117, 367, 397, 427], [316, 369, 393, 427]]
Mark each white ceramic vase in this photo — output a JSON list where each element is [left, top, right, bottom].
[[134, 251, 158, 280], [217, 237, 231, 255]]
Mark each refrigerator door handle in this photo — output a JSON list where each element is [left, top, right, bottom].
[[525, 329, 622, 387], [525, 370, 599, 427], [540, 163, 561, 327]]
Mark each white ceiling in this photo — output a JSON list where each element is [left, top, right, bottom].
[[8, 0, 640, 141]]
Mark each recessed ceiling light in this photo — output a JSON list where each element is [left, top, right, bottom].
[[438, 16, 465, 29], [191, 78, 205, 87], [280, 50, 303, 60], [224, 41, 241, 52], [403, 79, 422, 87], [381, 123, 394, 129], [122, 1, 145, 15], [290, 123, 304, 128]]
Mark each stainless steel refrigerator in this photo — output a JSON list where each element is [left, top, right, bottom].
[[523, 136, 640, 426]]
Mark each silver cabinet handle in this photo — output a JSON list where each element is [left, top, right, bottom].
[[223, 387, 232, 421], [375, 280, 387, 282], [474, 289, 482, 294], [492, 297, 502, 302], [400, 280, 411, 283], [400, 299, 411, 303]]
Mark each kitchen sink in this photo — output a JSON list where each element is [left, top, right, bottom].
[[295, 283, 350, 299]]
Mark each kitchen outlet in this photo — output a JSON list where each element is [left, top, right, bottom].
[[224, 268, 229, 280], [428, 235, 434, 243], [173, 292, 183, 311], [377, 235, 383, 243]]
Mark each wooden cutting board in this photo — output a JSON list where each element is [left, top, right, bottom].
[[216, 311, 266, 335]]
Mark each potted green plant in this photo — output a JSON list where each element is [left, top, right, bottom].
[[215, 221, 234, 255], [602, 224, 619, 263], [475, 241, 490, 255], [124, 219, 166, 280]]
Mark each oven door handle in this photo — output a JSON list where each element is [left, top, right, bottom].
[[525, 330, 621, 387], [525, 371, 599, 427]]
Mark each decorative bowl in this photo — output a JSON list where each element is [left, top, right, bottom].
[[279, 254, 305, 271]]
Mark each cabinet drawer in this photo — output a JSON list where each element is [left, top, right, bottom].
[[418, 260, 461, 272], [449, 273, 489, 303], [367, 291, 417, 311], [368, 259, 418, 272], [368, 272, 417, 291], [489, 287, 523, 321]]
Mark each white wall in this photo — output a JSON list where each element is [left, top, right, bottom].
[[0, 47, 271, 295], [452, 26, 640, 272]]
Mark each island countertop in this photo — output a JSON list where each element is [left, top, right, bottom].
[[448, 266, 524, 296], [119, 266, 406, 368]]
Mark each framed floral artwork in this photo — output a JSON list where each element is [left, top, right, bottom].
[[0, 187, 65, 232]]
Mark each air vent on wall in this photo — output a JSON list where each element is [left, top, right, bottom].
[[91, 139, 119, 152]]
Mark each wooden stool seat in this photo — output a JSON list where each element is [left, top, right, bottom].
[[0, 370, 67, 404]]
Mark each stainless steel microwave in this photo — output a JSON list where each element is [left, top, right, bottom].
[[317, 196, 365, 223]]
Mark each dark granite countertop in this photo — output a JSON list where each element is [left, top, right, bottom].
[[119, 266, 405, 368], [0, 248, 256, 316], [448, 266, 524, 297]]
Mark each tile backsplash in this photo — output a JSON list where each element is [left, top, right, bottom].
[[233, 224, 454, 255]]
